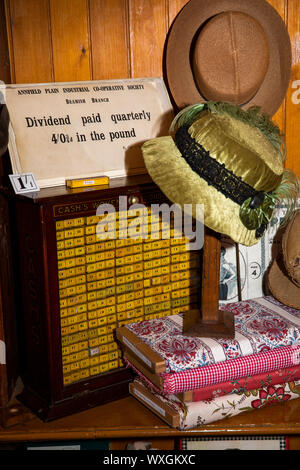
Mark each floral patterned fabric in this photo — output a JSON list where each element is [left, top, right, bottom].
[[126, 296, 300, 373], [187, 364, 300, 402], [131, 378, 300, 430]]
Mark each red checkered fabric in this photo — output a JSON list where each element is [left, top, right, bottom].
[[160, 344, 300, 394]]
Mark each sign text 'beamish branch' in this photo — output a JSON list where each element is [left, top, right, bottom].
[[5, 79, 173, 187], [20, 83, 151, 144]]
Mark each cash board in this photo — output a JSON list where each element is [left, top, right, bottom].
[[11, 174, 202, 421]]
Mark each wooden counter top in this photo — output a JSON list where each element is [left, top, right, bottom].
[[1, 396, 300, 443]]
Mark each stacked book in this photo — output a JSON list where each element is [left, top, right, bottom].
[[115, 296, 300, 430]]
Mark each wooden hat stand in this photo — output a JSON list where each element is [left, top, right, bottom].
[[183, 227, 235, 339]]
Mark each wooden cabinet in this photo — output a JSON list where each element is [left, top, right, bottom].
[[2, 175, 202, 421]]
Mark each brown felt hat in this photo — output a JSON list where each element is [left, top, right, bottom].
[[165, 0, 291, 116], [268, 210, 300, 309]]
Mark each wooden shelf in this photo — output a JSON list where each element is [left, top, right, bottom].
[[0, 396, 300, 443]]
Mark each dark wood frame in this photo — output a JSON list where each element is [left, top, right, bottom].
[[13, 178, 147, 420]]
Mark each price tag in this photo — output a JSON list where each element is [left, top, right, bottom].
[[9, 172, 40, 194]]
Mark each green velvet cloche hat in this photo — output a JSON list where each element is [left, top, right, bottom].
[[142, 102, 299, 246]]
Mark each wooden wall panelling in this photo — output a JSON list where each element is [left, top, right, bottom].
[[285, 0, 300, 177], [128, 0, 167, 78], [167, 0, 189, 26], [267, 0, 287, 135], [89, 0, 129, 80], [5, 0, 53, 84], [50, 0, 91, 82], [0, 0, 11, 177], [2, 0, 299, 175], [0, 0, 11, 84]]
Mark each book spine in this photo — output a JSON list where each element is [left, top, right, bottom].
[[129, 380, 180, 428], [116, 326, 166, 373]]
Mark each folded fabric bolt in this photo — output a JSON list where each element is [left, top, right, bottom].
[[130, 378, 300, 430], [117, 296, 300, 395], [160, 344, 300, 394], [124, 296, 300, 375], [125, 355, 300, 402], [125, 344, 300, 394], [181, 364, 300, 402]]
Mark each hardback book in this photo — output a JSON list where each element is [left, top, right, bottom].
[[116, 296, 300, 395], [129, 377, 300, 430]]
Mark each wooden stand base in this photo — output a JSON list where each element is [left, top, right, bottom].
[[183, 309, 235, 338], [183, 227, 235, 339]]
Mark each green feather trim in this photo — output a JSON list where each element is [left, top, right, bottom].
[[170, 101, 286, 161], [169, 103, 205, 132], [239, 170, 300, 231], [272, 169, 300, 226], [240, 193, 277, 231]]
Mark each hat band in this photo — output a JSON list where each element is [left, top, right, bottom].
[[175, 125, 259, 206], [175, 125, 276, 238]]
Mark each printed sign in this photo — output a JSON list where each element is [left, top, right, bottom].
[[3, 78, 173, 188]]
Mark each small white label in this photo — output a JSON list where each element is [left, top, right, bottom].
[[90, 347, 100, 356], [123, 335, 152, 368], [9, 172, 40, 194], [84, 180, 95, 185], [0, 340, 6, 364], [134, 388, 166, 417]]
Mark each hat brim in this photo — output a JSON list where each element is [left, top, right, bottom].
[[267, 210, 300, 309], [281, 209, 300, 285], [165, 0, 291, 116], [142, 135, 259, 246], [268, 258, 300, 309]]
